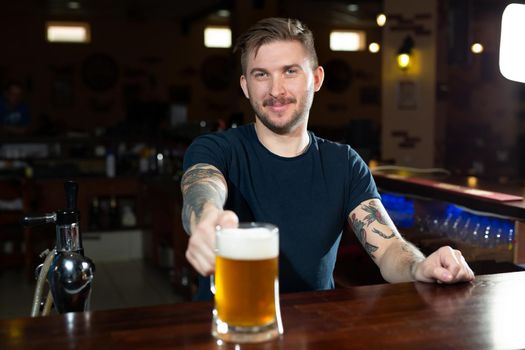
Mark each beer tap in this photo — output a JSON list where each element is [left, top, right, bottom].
[[23, 180, 95, 315]]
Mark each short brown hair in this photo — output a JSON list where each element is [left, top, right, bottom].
[[233, 17, 318, 74]]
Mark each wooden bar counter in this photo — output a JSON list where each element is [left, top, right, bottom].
[[2, 272, 525, 349]]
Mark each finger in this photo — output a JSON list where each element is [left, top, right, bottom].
[[439, 247, 462, 277], [186, 247, 215, 276], [185, 249, 204, 275], [451, 250, 475, 282], [198, 209, 221, 227], [194, 251, 215, 275], [190, 234, 216, 263], [456, 254, 475, 281], [217, 210, 239, 229], [432, 266, 454, 283], [186, 232, 216, 275], [467, 265, 476, 280]]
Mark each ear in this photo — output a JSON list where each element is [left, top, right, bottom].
[[313, 66, 325, 92], [240, 75, 250, 99]]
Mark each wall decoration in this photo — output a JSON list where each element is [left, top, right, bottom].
[[397, 80, 417, 110], [323, 59, 352, 93], [81, 53, 119, 92]]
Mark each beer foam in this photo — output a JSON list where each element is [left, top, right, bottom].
[[216, 227, 279, 260]]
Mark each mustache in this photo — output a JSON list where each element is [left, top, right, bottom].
[[262, 96, 297, 107]]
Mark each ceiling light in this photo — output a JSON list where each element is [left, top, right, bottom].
[[46, 22, 91, 43], [67, 1, 80, 10], [347, 4, 359, 12], [216, 9, 230, 18], [330, 31, 366, 51], [376, 13, 387, 27], [204, 26, 232, 48], [471, 43, 484, 54], [369, 42, 380, 53]]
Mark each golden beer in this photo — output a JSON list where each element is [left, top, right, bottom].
[[215, 255, 277, 326], [213, 223, 281, 343]]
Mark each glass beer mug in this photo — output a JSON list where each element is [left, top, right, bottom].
[[212, 222, 283, 343]]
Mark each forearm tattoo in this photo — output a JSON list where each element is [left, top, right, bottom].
[[350, 200, 397, 258], [361, 201, 387, 226], [181, 164, 227, 234], [350, 213, 378, 258], [371, 227, 396, 239], [352, 199, 425, 280]]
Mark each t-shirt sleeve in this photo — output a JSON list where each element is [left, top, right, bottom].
[[345, 147, 381, 216], [182, 133, 230, 177]]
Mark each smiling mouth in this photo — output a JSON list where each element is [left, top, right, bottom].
[[263, 97, 296, 107], [268, 104, 289, 113]]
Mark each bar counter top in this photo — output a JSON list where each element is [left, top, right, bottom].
[[1, 272, 525, 349]]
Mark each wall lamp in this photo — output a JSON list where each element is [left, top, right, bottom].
[[397, 35, 414, 70]]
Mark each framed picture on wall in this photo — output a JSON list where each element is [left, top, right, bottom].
[[397, 80, 417, 110]]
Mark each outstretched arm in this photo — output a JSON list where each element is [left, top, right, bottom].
[[181, 163, 227, 234], [348, 199, 474, 284], [181, 163, 238, 275]]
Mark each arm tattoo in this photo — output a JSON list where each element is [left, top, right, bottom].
[[181, 164, 227, 234], [361, 201, 387, 226], [350, 213, 378, 258], [372, 228, 396, 239]]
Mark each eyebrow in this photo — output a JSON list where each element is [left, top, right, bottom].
[[249, 67, 268, 75], [249, 64, 303, 76], [283, 64, 302, 71]]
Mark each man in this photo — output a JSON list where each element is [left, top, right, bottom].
[[0, 81, 31, 134], [181, 17, 474, 300]]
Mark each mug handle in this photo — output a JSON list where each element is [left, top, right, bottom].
[[210, 224, 221, 295], [210, 274, 216, 295]]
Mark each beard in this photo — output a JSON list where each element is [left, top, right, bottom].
[[250, 90, 315, 135]]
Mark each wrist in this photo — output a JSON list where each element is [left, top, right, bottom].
[[410, 258, 424, 281], [190, 203, 221, 232]]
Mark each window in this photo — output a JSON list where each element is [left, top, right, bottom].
[[329, 30, 366, 51], [204, 26, 232, 48], [46, 22, 91, 43]]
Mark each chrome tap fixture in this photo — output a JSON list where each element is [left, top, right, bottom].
[[23, 180, 95, 315]]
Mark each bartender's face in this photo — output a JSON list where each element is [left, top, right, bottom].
[[240, 40, 324, 135]]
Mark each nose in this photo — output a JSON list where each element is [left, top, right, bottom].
[[269, 75, 286, 97]]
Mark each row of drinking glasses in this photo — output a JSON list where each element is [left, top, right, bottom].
[[416, 205, 515, 248]]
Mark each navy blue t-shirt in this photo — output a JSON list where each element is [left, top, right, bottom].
[[183, 123, 380, 299]]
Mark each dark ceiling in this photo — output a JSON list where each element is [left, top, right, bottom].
[[0, 0, 383, 28], [2, 0, 517, 29]]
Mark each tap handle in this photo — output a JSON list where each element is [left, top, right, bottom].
[[64, 180, 78, 210], [21, 213, 57, 227]]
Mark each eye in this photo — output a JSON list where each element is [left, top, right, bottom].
[[286, 68, 298, 75], [254, 71, 268, 79]]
